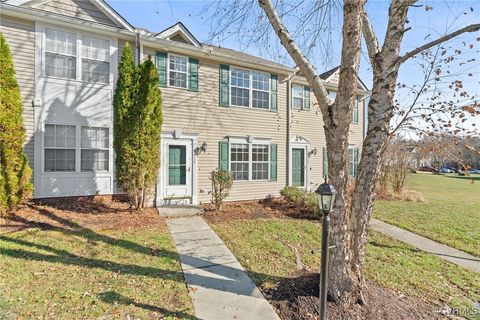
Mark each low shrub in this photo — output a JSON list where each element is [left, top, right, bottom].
[[210, 169, 233, 210], [280, 186, 319, 213]]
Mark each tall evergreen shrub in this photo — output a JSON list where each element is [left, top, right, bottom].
[[0, 33, 32, 216], [113, 48, 163, 209]]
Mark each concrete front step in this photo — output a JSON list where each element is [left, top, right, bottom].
[[157, 205, 204, 218]]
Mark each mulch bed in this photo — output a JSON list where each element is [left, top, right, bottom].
[[203, 198, 321, 224], [266, 270, 444, 320], [204, 199, 445, 320], [0, 199, 164, 233]]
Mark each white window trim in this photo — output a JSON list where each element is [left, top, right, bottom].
[[289, 141, 309, 190], [80, 126, 110, 172], [291, 84, 306, 110], [42, 123, 112, 174], [348, 146, 359, 177], [167, 53, 189, 89], [352, 96, 360, 124], [43, 123, 77, 173], [41, 25, 112, 84], [228, 136, 271, 181], [229, 66, 271, 110]]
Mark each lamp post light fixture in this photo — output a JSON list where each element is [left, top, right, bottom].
[[315, 178, 337, 320]]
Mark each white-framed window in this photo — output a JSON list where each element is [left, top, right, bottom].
[[43, 27, 111, 84], [230, 67, 270, 109], [252, 144, 269, 180], [252, 72, 269, 109], [45, 28, 77, 79], [81, 127, 109, 172], [168, 54, 188, 88], [292, 84, 305, 109], [43, 124, 110, 173], [352, 96, 359, 124], [231, 67, 250, 107], [349, 147, 359, 177], [230, 143, 249, 180], [81, 36, 110, 83], [229, 140, 270, 181], [44, 124, 76, 172]]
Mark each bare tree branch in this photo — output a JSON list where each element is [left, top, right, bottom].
[[398, 23, 480, 64], [257, 0, 332, 110], [361, 11, 380, 64]]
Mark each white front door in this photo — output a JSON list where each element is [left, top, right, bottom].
[[162, 139, 193, 205]]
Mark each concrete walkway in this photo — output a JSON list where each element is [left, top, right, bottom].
[[166, 216, 280, 320], [371, 218, 480, 273]]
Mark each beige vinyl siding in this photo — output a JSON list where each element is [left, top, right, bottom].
[[0, 16, 35, 171], [289, 96, 326, 190], [36, 0, 119, 27], [144, 48, 288, 203], [290, 88, 365, 190]]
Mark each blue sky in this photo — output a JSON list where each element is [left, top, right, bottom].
[[106, 0, 479, 132]]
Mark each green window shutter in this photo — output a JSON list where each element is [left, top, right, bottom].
[[219, 64, 230, 107], [188, 58, 199, 92], [304, 86, 311, 110], [218, 141, 229, 170], [270, 144, 277, 181], [156, 52, 167, 87], [270, 74, 278, 112], [322, 147, 328, 179]]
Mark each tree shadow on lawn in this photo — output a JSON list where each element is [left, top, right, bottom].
[[98, 291, 199, 320], [0, 208, 288, 298]]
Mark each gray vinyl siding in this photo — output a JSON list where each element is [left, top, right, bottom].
[[0, 16, 35, 172], [144, 47, 288, 203], [36, 0, 119, 27]]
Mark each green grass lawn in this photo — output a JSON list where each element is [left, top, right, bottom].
[[0, 222, 194, 319], [374, 173, 480, 257], [210, 219, 480, 319]]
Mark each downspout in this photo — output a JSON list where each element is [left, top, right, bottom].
[[286, 80, 291, 187], [135, 32, 141, 65]]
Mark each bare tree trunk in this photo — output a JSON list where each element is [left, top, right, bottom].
[[350, 0, 411, 284], [324, 0, 365, 304]]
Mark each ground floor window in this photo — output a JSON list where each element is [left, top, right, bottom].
[[230, 143, 249, 180], [230, 142, 269, 181], [81, 127, 109, 172], [44, 124, 76, 172], [349, 148, 359, 177], [43, 123, 110, 173]]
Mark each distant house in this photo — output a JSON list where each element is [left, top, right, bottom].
[[0, 0, 369, 206]]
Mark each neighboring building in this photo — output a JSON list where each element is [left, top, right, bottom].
[[0, 0, 369, 206]]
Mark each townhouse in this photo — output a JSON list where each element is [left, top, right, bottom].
[[0, 0, 369, 206]]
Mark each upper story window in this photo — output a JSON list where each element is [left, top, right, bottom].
[[45, 28, 77, 79], [291, 84, 310, 110], [81, 36, 110, 84], [43, 27, 110, 84], [352, 96, 360, 124], [231, 68, 250, 107], [230, 67, 270, 109], [169, 54, 188, 88], [252, 72, 269, 109]]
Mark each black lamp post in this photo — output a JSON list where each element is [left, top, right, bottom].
[[315, 178, 336, 320]]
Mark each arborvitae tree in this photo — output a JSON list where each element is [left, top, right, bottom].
[[0, 33, 32, 216], [113, 42, 136, 195], [113, 53, 162, 209]]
